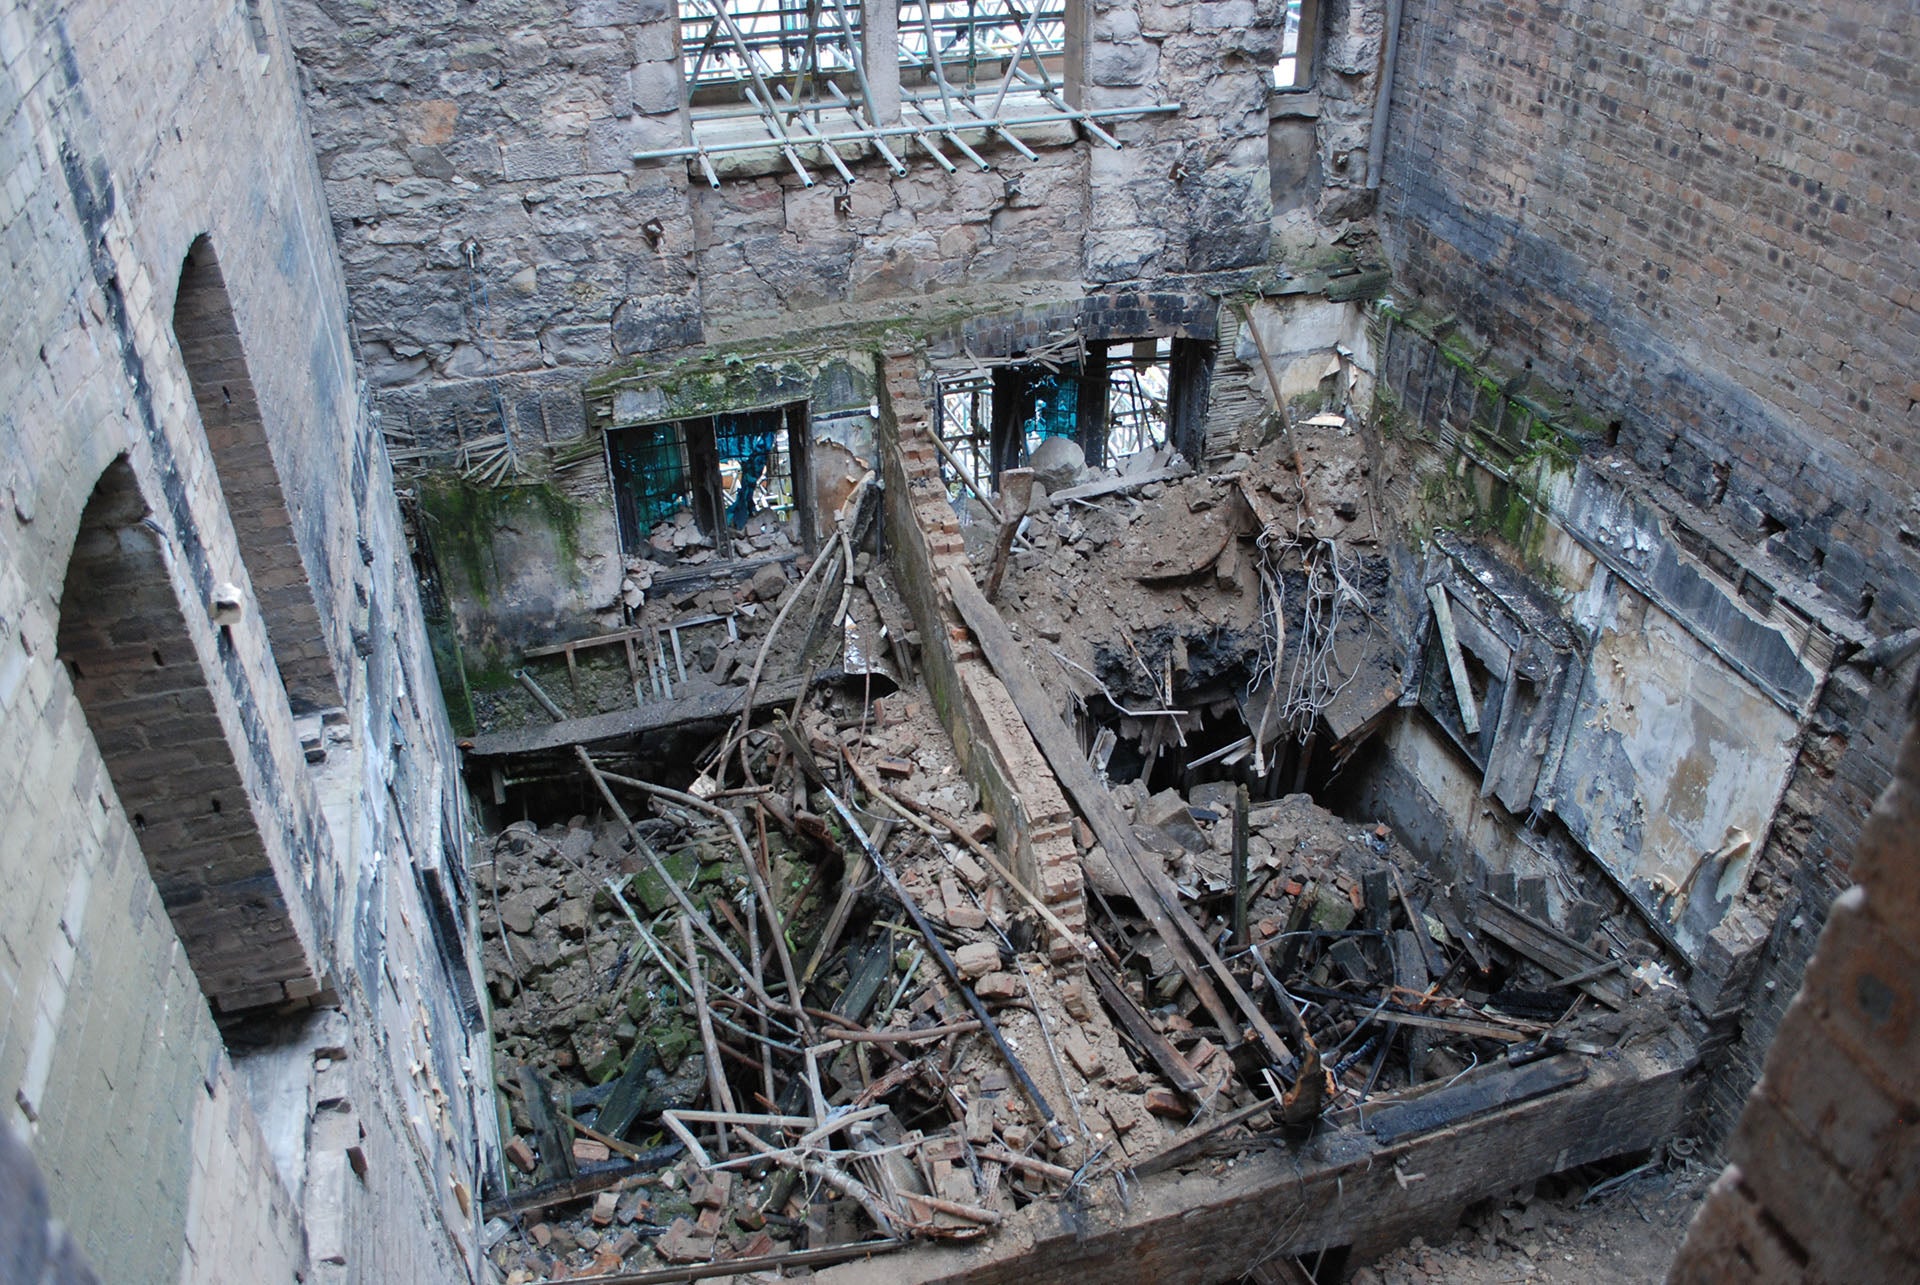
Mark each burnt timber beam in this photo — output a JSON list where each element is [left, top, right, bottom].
[[462, 668, 845, 759], [812, 1041, 1692, 1284]]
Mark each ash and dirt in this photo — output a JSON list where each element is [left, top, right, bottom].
[[470, 425, 1691, 1281], [1352, 1160, 1711, 1284]]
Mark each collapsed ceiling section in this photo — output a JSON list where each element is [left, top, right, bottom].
[[452, 332, 1730, 1281]]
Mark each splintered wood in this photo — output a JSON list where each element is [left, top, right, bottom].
[[470, 433, 1686, 1281]]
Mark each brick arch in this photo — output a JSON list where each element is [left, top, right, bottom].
[[56, 456, 319, 1013], [173, 234, 342, 715]]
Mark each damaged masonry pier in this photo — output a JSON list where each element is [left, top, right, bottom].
[[2, 0, 1915, 1283]]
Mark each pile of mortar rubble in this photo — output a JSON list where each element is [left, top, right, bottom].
[[469, 445, 1690, 1282]]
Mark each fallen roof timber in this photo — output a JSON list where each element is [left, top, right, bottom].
[[463, 670, 831, 759], [815, 1041, 1691, 1284]]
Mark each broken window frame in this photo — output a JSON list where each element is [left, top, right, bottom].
[[935, 336, 1210, 497], [605, 402, 816, 562], [1272, 0, 1319, 92]]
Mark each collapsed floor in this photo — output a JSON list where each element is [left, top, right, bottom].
[[460, 435, 1707, 1283]]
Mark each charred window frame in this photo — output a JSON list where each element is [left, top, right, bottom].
[[606, 403, 815, 560], [936, 337, 1212, 495]]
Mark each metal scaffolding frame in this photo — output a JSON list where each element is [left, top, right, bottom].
[[650, 0, 1175, 184]]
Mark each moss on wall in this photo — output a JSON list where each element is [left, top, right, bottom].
[[1377, 303, 1587, 581], [417, 477, 586, 606]]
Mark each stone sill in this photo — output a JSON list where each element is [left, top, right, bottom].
[[1270, 88, 1322, 120]]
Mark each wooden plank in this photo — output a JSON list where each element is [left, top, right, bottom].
[[481, 1144, 684, 1218], [519, 1065, 577, 1185], [946, 566, 1294, 1068], [1088, 957, 1206, 1098], [1363, 1054, 1588, 1145], [525, 624, 653, 660], [1362, 1005, 1531, 1044], [1043, 465, 1190, 508], [864, 568, 920, 681], [1391, 928, 1434, 1082], [983, 467, 1033, 601], [1473, 894, 1629, 1009], [463, 669, 832, 758], [1427, 584, 1481, 735]]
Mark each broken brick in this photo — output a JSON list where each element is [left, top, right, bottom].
[[954, 941, 1000, 979], [571, 1139, 610, 1164], [654, 1217, 714, 1264], [1060, 1028, 1104, 1078], [691, 1172, 732, 1209], [591, 1191, 618, 1226], [956, 812, 996, 842], [975, 971, 1021, 1000], [505, 1137, 538, 1173]]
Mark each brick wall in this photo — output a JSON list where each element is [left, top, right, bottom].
[[1378, 0, 1920, 1136], [874, 349, 1087, 954], [175, 234, 346, 716], [1669, 692, 1920, 1281], [1, 0, 485, 1279], [56, 457, 323, 1012]]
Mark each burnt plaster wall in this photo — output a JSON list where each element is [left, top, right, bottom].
[[1376, 0, 1919, 1140], [1669, 694, 1920, 1282], [0, 0, 484, 1279], [280, 0, 1388, 460]]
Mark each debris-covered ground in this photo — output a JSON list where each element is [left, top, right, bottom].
[[466, 430, 1702, 1282], [979, 431, 1398, 797], [1355, 1157, 1711, 1284], [476, 662, 1178, 1281]]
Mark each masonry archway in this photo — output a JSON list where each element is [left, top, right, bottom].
[[56, 457, 319, 1013], [173, 234, 342, 715]]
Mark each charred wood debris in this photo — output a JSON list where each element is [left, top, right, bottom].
[[471, 449, 1684, 1282]]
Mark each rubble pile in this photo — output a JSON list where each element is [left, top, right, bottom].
[[468, 430, 1694, 1282], [478, 680, 1171, 1281], [979, 434, 1397, 795]]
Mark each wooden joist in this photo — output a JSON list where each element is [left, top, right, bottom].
[[463, 669, 835, 758], [1472, 893, 1630, 1009], [945, 566, 1294, 1068], [1362, 1053, 1588, 1145], [1427, 583, 1481, 735]]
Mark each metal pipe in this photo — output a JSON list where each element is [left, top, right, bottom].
[[775, 86, 858, 182], [988, 0, 1050, 119], [633, 102, 1177, 162], [744, 85, 816, 185], [1365, 0, 1407, 189], [826, 82, 908, 174], [913, 99, 991, 169], [1008, 66, 1122, 147]]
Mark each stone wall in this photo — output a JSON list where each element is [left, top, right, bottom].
[[1377, 0, 1920, 1136], [280, 0, 1384, 457], [0, 0, 486, 1279], [1668, 692, 1920, 1282]]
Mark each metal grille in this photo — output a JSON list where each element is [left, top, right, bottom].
[[607, 419, 693, 549], [936, 373, 994, 506], [713, 409, 797, 529]]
